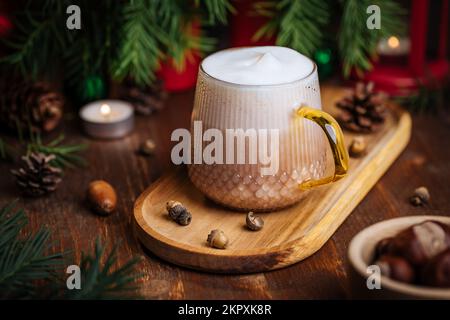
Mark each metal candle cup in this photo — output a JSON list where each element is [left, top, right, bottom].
[[80, 100, 134, 139]]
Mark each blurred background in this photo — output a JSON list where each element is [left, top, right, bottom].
[[0, 1, 448, 111]]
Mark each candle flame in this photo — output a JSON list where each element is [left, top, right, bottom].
[[100, 104, 111, 116], [387, 36, 400, 49]]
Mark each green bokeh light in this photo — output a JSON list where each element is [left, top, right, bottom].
[[315, 49, 331, 65], [82, 75, 106, 101]]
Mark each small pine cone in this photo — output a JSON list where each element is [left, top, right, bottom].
[[0, 79, 64, 134], [11, 152, 62, 197], [336, 82, 388, 133], [119, 79, 168, 116]]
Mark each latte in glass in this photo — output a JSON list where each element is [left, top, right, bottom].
[[188, 46, 348, 211]]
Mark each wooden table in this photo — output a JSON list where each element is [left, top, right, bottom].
[[1, 85, 449, 299]]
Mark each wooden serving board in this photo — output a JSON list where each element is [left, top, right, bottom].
[[133, 86, 412, 274]]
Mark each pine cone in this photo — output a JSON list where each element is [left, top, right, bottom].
[[0, 79, 64, 134], [336, 82, 388, 133], [119, 80, 168, 115], [11, 152, 62, 197]]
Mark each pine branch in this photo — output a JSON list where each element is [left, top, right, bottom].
[[0, 202, 26, 251], [0, 138, 14, 161], [63, 1, 121, 97], [0, 202, 143, 299], [0, 0, 71, 80], [166, 20, 216, 71], [63, 239, 142, 300], [155, 1, 194, 70], [339, 0, 406, 77], [112, 0, 168, 86], [2, 0, 232, 90], [0, 202, 64, 299], [27, 134, 88, 169], [197, 0, 235, 25], [254, 0, 330, 57], [394, 76, 450, 114], [112, 0, 228, 85], [158, 1, 224, 71]]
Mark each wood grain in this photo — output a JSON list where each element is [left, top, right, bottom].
[[133, 87, 411, 273], [1, 84, 449, 299]]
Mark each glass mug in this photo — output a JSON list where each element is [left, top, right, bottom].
[[188, 55, 349, 211]]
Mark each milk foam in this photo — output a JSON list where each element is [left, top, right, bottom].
[[201, 46, 314, 85]]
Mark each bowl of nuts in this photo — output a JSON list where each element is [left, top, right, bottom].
[[348, 216, 450, 299]]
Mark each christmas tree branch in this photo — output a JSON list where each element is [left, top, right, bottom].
[[63, 0, 121, 96], [254, 0, 330, 57], [64, 239, 142, 300], [339, 0, 406, 77], [0, 138, 14, 161], [197, 0, 235, 25], [27, 133, 88, 169], [0, 0, 71, 79], [0, 202, 143, 299], [1, 0, 233, 89], [112, 0, 168, 86], [394, 75, 450, 113], [0, 202, 65, 299]]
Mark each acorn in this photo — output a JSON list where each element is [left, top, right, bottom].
[[87, 180, 117, 216], [166, 200, 191, 226], [207, 229, 229, 249], [246, 211, 264, 231], [375, 255, 415, 284]]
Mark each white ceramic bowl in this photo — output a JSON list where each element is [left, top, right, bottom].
[[348, 215, 450, 299]]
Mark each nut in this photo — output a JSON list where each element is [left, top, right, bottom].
[[166, 200, 191, 226], [421, 248, 450, 287], [409, 196, 422, 206], [372, 221, 450, 287], [207, 229, 228, 249], [387, 220, 450, 267], [87, 180, 117, 216], [375, 255, 415, 283], [349, 136, 366, 158], [374, 237, 393, 259], [246, 211, 264, 231], [409, 186, 430, 206], [139, 139, 156, 156]]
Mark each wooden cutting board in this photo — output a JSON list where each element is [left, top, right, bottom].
[[133, 86, 412, 274]]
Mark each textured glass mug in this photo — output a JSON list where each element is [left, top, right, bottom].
[[188, 58, 349, 211]]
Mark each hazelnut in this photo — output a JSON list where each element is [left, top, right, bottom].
[[409, 196, 422, 206], [409, 186, 430, 206], [246, 211, 264, 231], [166, 200, 191, 226], [421, 248, 450, 287], [375, 255, 415, 283], [349, 136, 366, 158], [207, 229, 228, 249], [87, 180, 117, 216], [139, 139, 156, 156]]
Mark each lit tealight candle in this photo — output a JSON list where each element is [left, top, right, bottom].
[[80, 100, 134, 139], [377, 36, 410, 56], [100, 103, 112, 118]]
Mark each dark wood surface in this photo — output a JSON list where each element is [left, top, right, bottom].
[[1, 86, 450, 299]]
